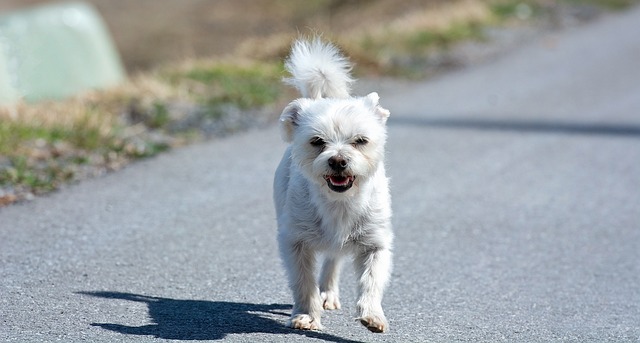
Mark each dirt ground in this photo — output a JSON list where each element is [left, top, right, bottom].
[[0, 0, 439, 72]]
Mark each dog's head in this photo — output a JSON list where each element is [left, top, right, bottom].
[[280, 92, 390, 195]]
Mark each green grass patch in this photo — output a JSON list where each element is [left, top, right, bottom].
[[564, 0, 640, 10], [0, 118, 107, 156], [0, 156, 71, 193], [148, 102, 171, 129], [164, 62, 285, 109], [407, 21, 486, 51], [353, 18, 488, 78], [0, 122, 62, 155], [360, 19, 487, 56], [490, 0, 542, 20], [0, 111, 169, 198]]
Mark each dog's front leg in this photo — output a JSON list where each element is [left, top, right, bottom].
[[281, 240, 323, 330], [319, 254, 342, 310], [354, 247, 392, 333]]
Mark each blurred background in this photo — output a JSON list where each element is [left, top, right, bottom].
[[2, 0, 629, 93], [1, 0, 468, 73]]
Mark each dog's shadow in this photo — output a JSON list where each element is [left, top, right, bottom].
[[78, 291, 361, 342]]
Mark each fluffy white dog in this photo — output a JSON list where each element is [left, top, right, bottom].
[[274, 38, 393, 333]]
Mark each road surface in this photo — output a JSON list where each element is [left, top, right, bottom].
[[2, 7, 640, 343]]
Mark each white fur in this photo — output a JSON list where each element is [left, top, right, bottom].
[[274, 38, 393, 333], [283, 38, 354, 99]]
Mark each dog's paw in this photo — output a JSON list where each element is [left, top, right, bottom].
[[357, 314, 388, 333], [320, 291, 341, 310], [287, 314, 322, 331]]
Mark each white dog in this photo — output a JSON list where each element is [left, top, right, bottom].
[[274, 38, 393, 333]]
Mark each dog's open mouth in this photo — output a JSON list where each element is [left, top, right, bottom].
[[324, 174, 355, 193]]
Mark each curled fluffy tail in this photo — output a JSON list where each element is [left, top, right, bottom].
[[284, 38, 354, 99]]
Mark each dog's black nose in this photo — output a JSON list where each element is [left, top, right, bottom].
[[328, 156, 348, 171]]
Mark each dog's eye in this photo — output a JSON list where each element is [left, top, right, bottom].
[[353, 137, 368, 146], [310, 137, 325, 147]]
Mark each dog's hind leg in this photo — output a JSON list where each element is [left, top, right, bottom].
[[354, 247, 392, 333], [319, 253, 343, 310], [280, 240, 323, 330]]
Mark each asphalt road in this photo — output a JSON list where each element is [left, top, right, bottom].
[[2, 7, 640, 343]]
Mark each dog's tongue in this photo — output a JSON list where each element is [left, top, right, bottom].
[[330, 175, 351, 186]]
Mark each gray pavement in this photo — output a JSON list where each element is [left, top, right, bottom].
[[2, 7, 640, 343]]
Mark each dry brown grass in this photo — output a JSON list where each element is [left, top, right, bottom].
[[235, 0, 494, 62]]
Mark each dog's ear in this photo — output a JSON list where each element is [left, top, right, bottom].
[[364, 92, 391, 124], [279, 99, 310, 142]]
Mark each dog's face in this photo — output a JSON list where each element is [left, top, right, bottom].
[[280, 92, 390, 195]]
